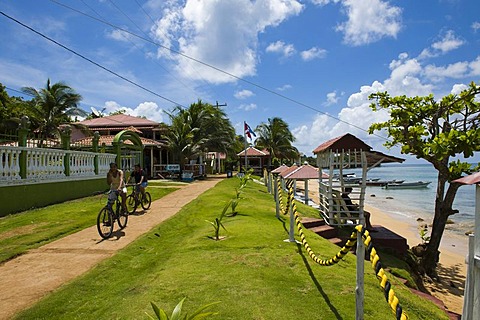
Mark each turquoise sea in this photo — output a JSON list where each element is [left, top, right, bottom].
[[346, 163, 476, 237]]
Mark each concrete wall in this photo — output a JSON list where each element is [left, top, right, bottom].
[[0, 178, 107, 217]]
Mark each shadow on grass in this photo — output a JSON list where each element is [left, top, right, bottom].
[[295, 243, 343, 320]]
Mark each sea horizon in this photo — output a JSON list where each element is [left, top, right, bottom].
[[344, 163, 476, 238]]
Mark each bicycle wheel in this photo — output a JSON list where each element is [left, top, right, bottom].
[[97, 207, 113, 239], [117, 206, 128, 229], [141, 192, 152, 210], [126, 194, 137, 214]]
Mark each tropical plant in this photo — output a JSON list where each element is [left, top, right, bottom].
[[227, 169, 253, 216], [254, 117, 299, 166], [21, 79, 84, 146], [166, 100, 236, 172], [368, 81, 480, 277], [206, 201, 230, 240], [147, 297, 219, 320]]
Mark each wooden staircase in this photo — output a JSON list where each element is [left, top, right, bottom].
[[300, 217, 409, 255]]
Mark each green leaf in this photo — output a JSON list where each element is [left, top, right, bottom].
[[188, 301, 221, 320], [171, 298, 186, 320], [150, 302, 169, 320]]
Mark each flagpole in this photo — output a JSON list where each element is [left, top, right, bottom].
[[244, 121, 247, 172]]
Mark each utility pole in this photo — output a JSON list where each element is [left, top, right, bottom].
[[215, 101, 227, 173]]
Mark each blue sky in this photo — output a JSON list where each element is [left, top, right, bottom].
[[1, 0, 479, 162]]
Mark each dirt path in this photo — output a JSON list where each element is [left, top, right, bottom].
[[0, 176, 223, 320]]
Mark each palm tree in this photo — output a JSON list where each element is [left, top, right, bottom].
[[255, 117, 299, 166], [22, 79, 83, 145], [165, 100, 236, 170]]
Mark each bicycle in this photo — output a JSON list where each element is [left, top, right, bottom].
[[97, 189, 128, 239], [125, 183, 152, 214]]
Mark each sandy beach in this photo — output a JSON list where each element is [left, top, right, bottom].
[[297, 180, 468, 315]]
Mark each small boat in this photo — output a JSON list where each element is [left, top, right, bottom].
[[364, 179, 404, 186], [384, 181, 431, 189]]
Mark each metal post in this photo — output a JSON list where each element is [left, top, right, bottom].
[[274, 176, 280, 218], [356, 230, 365, 320], [463, 234, 475, 320]]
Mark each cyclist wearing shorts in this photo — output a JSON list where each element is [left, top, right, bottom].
[[132, 164, 148, 197], [107, 162, 127, 212]]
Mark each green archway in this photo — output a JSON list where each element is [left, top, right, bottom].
[[112, 130, 144, 170]]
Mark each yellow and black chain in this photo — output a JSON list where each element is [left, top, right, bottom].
[[277, 179, 293, 215], [356, 225, 408, 320], [287, 186, 408, 320]]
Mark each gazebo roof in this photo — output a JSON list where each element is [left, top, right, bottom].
[[453, 172, 480, 185], [279, 164, 299, 178], [237, 146, 270, 157], [282, 163, 329, 180], [312, 133, 404, 165], [272, 164, 289, 174]]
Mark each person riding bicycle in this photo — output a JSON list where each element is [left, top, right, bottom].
[[106, 162, 127, 213], [131, 163, 148, 197]]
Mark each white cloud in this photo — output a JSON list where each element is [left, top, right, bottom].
[[309, 0, 341, 5], [102, 101, 164, 123], [106, 29, 135, 43], [151, 0, 304, 84], [451, 83, 468, 95], [325, 91, 340, 105], [418, 30, 465, 60], [423, 56, 480, 82], [431, 30, 464, 53], [266, 41, 296, 58], [234, 89, 255, 99], [300, 47, 327, 61], [277, 84, 292, 91], [471, 22, 480, 33], [336, 0, 402, 46], [239, 103, 257, 111]]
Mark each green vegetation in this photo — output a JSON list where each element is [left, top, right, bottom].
[[0, 187, 178, 263], [255, 117, 299, 166], [13, 178, 448, 319], [369, 81, 480, 276], [148, 298, 220, 320]]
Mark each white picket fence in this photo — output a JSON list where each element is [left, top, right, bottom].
[[0, 146, 116, 185]]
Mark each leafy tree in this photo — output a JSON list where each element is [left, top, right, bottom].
[[368, 81, 480, 277], [254, 117, 299, 166], [21, 79, 83, 145], [0, 84, 32, 134], [165, 100, 236, 170]]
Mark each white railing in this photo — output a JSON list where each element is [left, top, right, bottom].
[[69, 151, 96, 177], [0, 147, 22, 181], [98, 153, 117, 176], [26, 148, 66, 180], [0, 146, 117, 185]]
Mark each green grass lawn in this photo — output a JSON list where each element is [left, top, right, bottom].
[[12, 178, 448, 319], [0, 186, 178, 263]]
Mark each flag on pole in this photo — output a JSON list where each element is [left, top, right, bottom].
[[244, 122, 256, 140]]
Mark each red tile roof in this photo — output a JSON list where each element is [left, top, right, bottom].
[[72, 135, 165, 147], [313, 133, 371, 154], [279, 164, 299, 178], [453, 172, 480, 185], [237, 146, 270, 157], [271, 164, 289, 174], [282, 163, 329, 179], [77, 114, 160, 128]]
